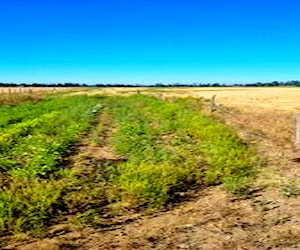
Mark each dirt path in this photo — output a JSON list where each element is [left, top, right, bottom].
[[4, 88, 300, 249], [9, 188, 261, 250], [7, 184, 299, 249]]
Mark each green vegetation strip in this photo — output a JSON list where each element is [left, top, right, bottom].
[[0, 95, 103, 233], [0, 94, 257, 235], [106, 95, 257, 209]]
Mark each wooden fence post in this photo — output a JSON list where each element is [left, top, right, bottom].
[[295, 114, 300, 147], [210, 95, 217, 113]]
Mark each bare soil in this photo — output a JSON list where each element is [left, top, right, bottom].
[[4, 87, 300, 249]]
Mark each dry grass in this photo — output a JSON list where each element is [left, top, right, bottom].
[[0, 93, 45, 105], [0, 87, 79, 94], [69, 87, 147, 96], [0, 87, 84, 105], [145, 87, 300, 112]]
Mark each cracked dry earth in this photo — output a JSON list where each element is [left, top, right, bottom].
[[4, 88, 300, 250]]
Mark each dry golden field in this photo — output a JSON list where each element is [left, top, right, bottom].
[[0, 87, 84, 105], [148, 87, 300, 112], [0, 87, 73, 94], [78, 86, 300, 111]]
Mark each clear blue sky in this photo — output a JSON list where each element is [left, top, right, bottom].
[[0, 0, 300, 84]]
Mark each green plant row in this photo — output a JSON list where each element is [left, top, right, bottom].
[[0, 93, 77, 130], [0, 112, 58, 153], [0, 95, 103, 233], [105, 95, 257, 209]]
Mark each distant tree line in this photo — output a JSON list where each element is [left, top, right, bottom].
[[1, 81, 300, 88], [0, 83, 87, 87]]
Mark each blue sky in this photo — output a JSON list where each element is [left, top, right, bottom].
[[0, 0, 299, 84]]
